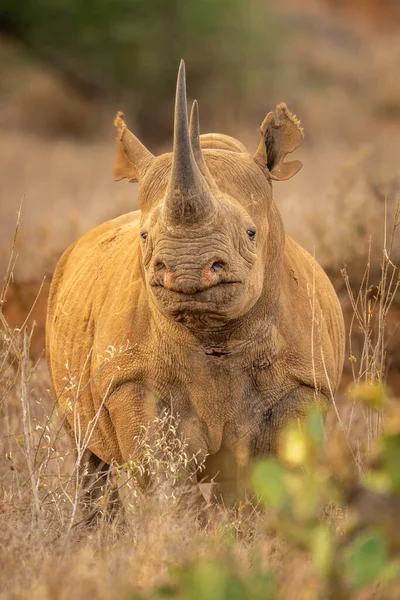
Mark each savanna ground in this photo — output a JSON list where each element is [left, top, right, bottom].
[[1, 1, 400, 598]]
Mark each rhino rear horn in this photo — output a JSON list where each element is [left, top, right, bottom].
[[189, 100, 219, 195], [163, 60, 217, 227]]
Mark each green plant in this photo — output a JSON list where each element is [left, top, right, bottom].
[[251, 401, 400, 599]]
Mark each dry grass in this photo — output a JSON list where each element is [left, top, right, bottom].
[[0, 131, 138, 282], [1, 6, 400, 598], [1, 199, 400, 600]]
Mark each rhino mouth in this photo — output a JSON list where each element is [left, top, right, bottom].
[[151, 280, 241, 297]]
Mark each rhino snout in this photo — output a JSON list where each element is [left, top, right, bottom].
[[151, 257, 232, 294]]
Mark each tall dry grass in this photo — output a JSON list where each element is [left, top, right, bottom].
[[1, 198, 400, 600]]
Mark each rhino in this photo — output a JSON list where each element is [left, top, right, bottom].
[[46, 61, 344, 520]]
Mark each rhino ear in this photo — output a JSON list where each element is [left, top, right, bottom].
[[254, 103, 304, 181], [113, 139, 137, 182], [113, 112, 155, 183]]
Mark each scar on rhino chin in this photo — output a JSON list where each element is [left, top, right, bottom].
[[204, 346, 231, 359]]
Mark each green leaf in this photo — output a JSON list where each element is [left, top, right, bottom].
[[251, 458, 288, 510], [183, 561, 228, 600], [344, 531, 388, 589], [382, 434, 400, 492], [306, 406, 325, 447], [173, 561, 276, 600], [223, 578, 247, 600], [380, 560, 400, 585], [157, 584, 179, 597], [362, 470, 391, 494], [280, 426, 309, 466], [250, 572, 276, 600], [311, 524, 334, 577], [286, 470, 325, 519], [350, 382, 387, 410]]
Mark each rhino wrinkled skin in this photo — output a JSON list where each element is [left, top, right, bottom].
[[46, 62, 344, 516]]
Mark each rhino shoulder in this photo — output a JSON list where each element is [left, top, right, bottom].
[[283, 236, 338, 298], [280, 236, 345, 391], [47, 209, 142, 340], [71, 210, 141, 257], [52, 210, 141, 283], [47, 209, 145, 391]]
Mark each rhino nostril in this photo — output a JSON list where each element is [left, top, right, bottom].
[[210, 261, 227, 273], [154, 261, 167, 272]]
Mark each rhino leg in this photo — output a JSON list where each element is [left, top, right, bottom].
[[106, 384, 211, 517], [78, 448, 123, 527], [199, 446, 245, 508], [206, 387, 328, 508], [252, 385, 328, 456]]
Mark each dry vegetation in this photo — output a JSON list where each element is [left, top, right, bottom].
[[1, 205, 400, 599], [1, 2, 400, 598]]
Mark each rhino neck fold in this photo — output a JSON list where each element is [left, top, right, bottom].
[[148, 286, 281, 351]]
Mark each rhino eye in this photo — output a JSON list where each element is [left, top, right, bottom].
[[140, 231, 148, 242], [247, 229, 256, 242]]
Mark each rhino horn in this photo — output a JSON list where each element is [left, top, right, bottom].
[[189, 100, 220, 195], [164, 60, 217, 226]]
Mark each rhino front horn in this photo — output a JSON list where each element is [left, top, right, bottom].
[[163, 60, 217, 227]]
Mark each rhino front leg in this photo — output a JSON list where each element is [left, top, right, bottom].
[[252, 385, 328, 456], [62, 417, 122, 527], [205, 387, 327, 510], [78, 448, 123, 527], [106, 384, 210, 515]]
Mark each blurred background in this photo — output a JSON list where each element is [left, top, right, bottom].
[[0, 0, 399, 369]]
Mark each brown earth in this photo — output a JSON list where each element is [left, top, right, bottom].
[[2, 280, 51, 359], [286, 0, 400, 29]]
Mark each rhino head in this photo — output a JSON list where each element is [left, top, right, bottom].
[[113, 61, 304, 329]]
